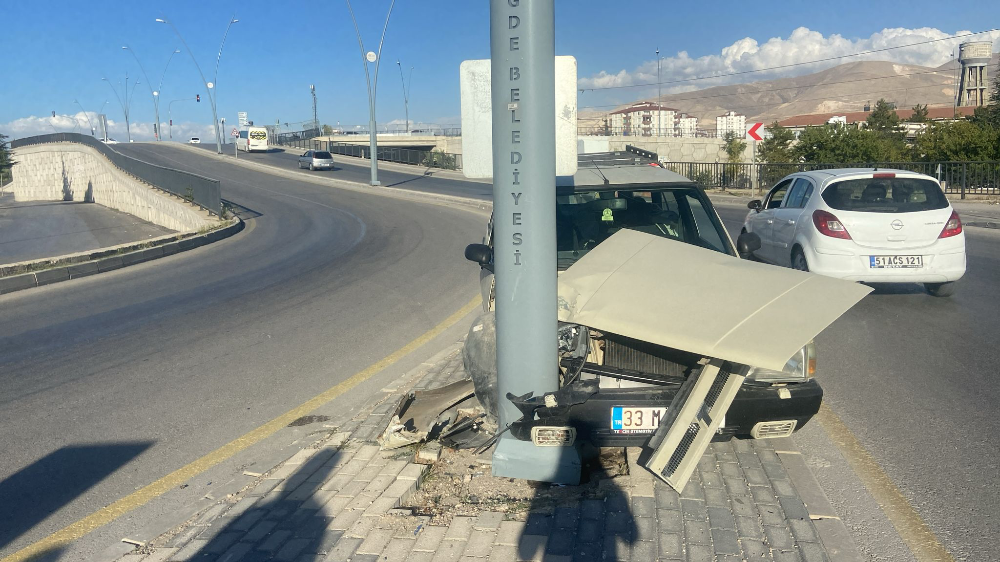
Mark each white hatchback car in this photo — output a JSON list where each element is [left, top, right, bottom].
[[743, 169, 966, 296]]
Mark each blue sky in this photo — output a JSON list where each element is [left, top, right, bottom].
[[2, 0, 998, 140]]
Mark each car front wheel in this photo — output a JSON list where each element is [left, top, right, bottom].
[[309, 163, 315, 171], [925, 282, 956, 297], [792, 248, 809, 272]]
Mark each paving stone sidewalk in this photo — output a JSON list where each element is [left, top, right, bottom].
[[114, 345, 856, 562]]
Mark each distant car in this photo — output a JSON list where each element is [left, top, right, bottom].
[[102, 138, 119, 144], [298, 150, 334, 171], [742, 169, 966, 296], [189, 137, 201, 144]]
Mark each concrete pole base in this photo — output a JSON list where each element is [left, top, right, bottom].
[[492, 434, 582, 485]]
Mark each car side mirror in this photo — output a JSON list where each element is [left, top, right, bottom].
[[465, 243, 492, 266], [748, 199, 763, 212], [736, 231, 762, 258]]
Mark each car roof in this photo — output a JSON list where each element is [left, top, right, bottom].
[[786, 168, 934, 184], [557, 162, 695, 191]]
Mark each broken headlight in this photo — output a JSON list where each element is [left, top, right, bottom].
[[557, 322, 588, 358], [746, 341, 816, 383]]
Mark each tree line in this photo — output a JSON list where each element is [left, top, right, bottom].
[[756, 64, 1000, 165]]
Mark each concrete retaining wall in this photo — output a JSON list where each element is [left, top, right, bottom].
[[11, 143, 215, 232]]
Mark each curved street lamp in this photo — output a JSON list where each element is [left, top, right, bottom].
[[346, 0, 396, 186], [102, 74, 135, 142], [396, 60, 413, 135], [74, 99, 96, 136], [156, 15, 238, 154]]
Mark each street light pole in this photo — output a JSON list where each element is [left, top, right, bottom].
[[74, 99, 96, 136], [656, 47, 661, 136], [102, 75, 132, 142], [396, 60, 412, 134], [156, 16, 238, 154], [346, 0, 396, 186]]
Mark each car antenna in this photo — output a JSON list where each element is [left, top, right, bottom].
[[592, 160, 610, 185]]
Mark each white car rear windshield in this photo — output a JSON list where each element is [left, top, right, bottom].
[[821, 177, 948, 213], [314, 152, 333, 159]]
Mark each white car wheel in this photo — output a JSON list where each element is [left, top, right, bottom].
[[925, 282, 956, 297], [309, 163, 315, 171]]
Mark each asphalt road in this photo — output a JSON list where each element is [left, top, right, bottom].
[[189, 142, 493, 200], [0, 143, 485, 560], [714, 202, 1000, 561], [0, 193, 174, 265]]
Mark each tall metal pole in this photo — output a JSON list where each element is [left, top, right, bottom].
[[489, 0, 578, 484], [656, 47, 661, 136], [156, 17, 236, 154], [74, 100, 96, 136], [397, 60, 411, 134], [346, 0, 395, 186], [102, 75, 132, 142], [311, 85, 318, 134]]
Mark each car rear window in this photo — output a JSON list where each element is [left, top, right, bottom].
[[314, 151, 332, 159], [821, 177, 948, 213]]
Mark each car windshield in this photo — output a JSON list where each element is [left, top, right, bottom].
[[314, 151, 332, 159], [821, 177, 948, 213], [556, 186, 731, 269]]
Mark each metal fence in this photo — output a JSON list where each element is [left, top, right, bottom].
[[277, 136, 463, 171], [662, 160, 1000, 198], [10, 133, 222, 214]]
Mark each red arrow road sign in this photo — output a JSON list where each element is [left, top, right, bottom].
[[746, 122, 763, 141]]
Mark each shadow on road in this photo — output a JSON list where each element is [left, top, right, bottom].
[[188, 449, 343, 560], [0, 442, 154, 552]]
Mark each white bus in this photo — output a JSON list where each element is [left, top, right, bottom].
[[237, 126, 268, 152]]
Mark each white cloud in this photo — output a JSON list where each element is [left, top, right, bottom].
[[579, 27, 1000, 93], [1, 112, 217, 143]]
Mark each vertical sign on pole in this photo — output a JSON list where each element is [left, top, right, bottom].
[[489, 0, 581, 484]]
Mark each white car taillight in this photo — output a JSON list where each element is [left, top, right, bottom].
[[939, 210, 963, 238], [812, 210, 851, 240]]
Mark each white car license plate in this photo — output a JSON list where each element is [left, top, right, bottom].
[[611, 407, 667, 434], [869, 255, 923, 268]]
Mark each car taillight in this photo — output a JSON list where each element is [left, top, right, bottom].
[[939, 211, 962, 238], [812, 210, 852, 240]]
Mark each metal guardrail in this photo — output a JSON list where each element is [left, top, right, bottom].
[[10, 133, 222, 214], [276, 137, 463, 171], [662, 160, 1000, 198]]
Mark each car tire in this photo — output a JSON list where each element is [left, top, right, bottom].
[[925, 282, 956, 297], [309, 163, 314, 171], [792, 247, 809, 272]]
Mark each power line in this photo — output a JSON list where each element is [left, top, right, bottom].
[[578, 28, 998, 93], [578, 67, 955, 111]]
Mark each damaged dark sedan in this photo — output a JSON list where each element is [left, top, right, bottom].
[[463, 154, 825, 450]]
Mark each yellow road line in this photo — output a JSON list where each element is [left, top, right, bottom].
[[815, 403, 955, 562], [3, 295, 482, 562]]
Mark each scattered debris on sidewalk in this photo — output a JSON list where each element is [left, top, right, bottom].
[[379, 379, 494, 451], [401, 445, 629, 525]]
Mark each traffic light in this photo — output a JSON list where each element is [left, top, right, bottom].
[[169, 119, 172, 126], [196, 94, 200, 102]]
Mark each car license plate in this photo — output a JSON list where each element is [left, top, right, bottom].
[[869, 255, 923, 268], [611, 407, 667, 434]]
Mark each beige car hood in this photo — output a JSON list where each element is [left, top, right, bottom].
[[556, 229, 872, 371]]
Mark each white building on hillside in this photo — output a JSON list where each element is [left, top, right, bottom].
[[676, 114, 698, 137], [716, 111, 746, 138], [608, 102, 677, 136]]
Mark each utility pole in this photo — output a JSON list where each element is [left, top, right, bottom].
[[397, 60, 412, 134], [311, 85, 318, 135], [656, 48, 661, 136], [488, 0, 579, 484]]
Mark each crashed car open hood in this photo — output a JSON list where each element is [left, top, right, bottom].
[[557, 229, 872, 372]]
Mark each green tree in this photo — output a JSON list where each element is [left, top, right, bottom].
[[792, 124, 910, 164], [757, 122, 795, 163], [908, 104, 929, 123], [0, 133, 15, 187], [321, 124, 334, 135], [866, 98, 902, 135], [722, 131, 747, 163], [914, 121, 999, 161]]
